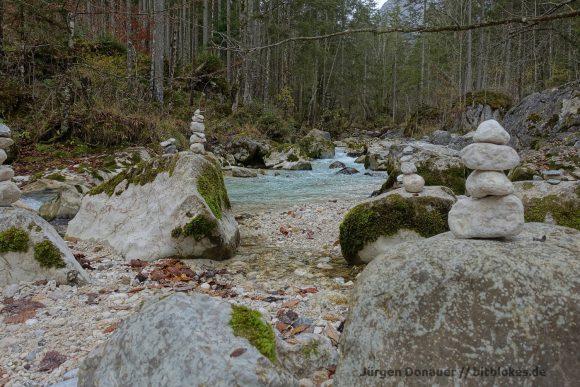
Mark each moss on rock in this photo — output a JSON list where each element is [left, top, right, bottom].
[[45, 173, 66, 182], [464, 90, 512, 111], [197, 160, 231, 219], [0, 227, 30, 253], [339, 194, 453, 264], [89, 155, 178, 196], [509, 166, 537, 182], [523, 195, 580, 230], [298, 135, 335, 159], [229, 305, 277, 362], [172, 215, 217, 241], [416, 161, 467, 195], [34, 240, 66, 268]]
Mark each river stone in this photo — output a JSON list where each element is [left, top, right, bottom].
[[400, 162, 416, 175], [336, 167, 359, 175], [190, 133, 206, 143], [0, 181, 21, 206], [0, 137, 14, 149], [329, 161, 346, 169], [0, 149, 6, 164], [461, 143, 520, 170], [334, 223, 580, 387], [0, 207, 90, 287], [190, 143, 205, 154], [277, 333, 338, 379], [0, 166, 14, 182], [190, 122, 205, 133], [78, 293, 296, 386], [67, 153, 240, 262], [402, 174, 425, 193], [448, 194, 524, 238], [473, 119, 510, 145], [0, 124, 10, 138], [466, 170, 514, 198], [231, 167, 258, 178]]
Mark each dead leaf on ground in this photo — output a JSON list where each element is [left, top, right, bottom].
[[325, 323, 340, 345], [103, 322, 119, 334], [230, 348, 247, 357], [128, 259, 149, 270], [1, 298, 45, 324], [291, 324, 309, 336], [282, 299, 300, 308], [38, 351, 67, 372]]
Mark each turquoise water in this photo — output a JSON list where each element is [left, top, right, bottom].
[[225, 149, 386, 211]]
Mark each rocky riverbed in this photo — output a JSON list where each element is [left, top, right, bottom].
[[0, 199, 361, 387]]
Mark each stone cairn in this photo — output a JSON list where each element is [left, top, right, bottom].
[[0, 125, 21, 207], [448, 119, 524, 238], [400, 146, 425, 193], [189, 109, 206, 155], [160, 138, 178, 154]]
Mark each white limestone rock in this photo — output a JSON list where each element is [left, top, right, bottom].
[[78, 294, 296, 386], [0, 207, 90, 287], [190, 122, 205, 133], [0, 181, 21, 206], [0, 124, 10, 138], [0, 166, 14, 182], [466, 170, 514, 198], [0, 137, 14, 149], [473, 119, 510, 145], [67, 153, 239, 261], [190, 143, 206, 154], [403, 174, 425, 193], [190, 133, 206, 144], [0, 149, 7, 164], [460, 143, 520, 170], [448, 194, 524, 238], [400, 162, 417, 175]]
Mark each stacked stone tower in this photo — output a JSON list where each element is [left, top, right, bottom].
[[0, 125, 21, 206], [189, 109, 206, 154], [448, 120, 524, 238], [400, 146, 425, 193]]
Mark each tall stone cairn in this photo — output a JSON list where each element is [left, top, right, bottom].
[[0, 124, 21, 206], [448, 120, 524, 238], [400, 146, 425, 193], [189, 109, 207, 155]]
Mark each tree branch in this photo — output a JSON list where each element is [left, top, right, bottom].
[[224, 9, 580, 53]]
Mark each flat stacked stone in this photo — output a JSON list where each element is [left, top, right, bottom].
[[0, 125, 21, 206], [160, 138, 177, 154], [449, 120, 524, 238], [189, 109, 206, 154], [400, 146, 425, 193]]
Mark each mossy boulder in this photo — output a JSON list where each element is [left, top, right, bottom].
[[264, 144, 312, 170], [514, 180, 580, 230], [339, 187, 456, 265], [454, 90, 512, 132], [0, 207, 89, 287], [67, 153, 240, 261], [298, 130, 335, 159], [78, 293, 297, 386]]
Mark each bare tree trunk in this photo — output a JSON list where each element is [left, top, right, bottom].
[[126, 0, 136, 90], [203, 0, 209, 48], [226, 0, 232, 83], [0, 0, 4, 67], [153, 0, 165, 104], [464, 0, 473, 93], [475, 0, 485, 90]]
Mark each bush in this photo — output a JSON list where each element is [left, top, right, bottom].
[[256, 110, 295, 141]]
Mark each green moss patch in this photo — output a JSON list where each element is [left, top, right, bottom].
[[34, 240, 66, 268], [45, 173, 66, 182], [339, 194, 453, 263], [0, 228, 30, 253], [416, 161, 467, 195], [523, 195, 580, 230], [302, 341, 320, 360], [298, 136, 335, 159], [229, 305, 277, 362], [197, 160, 231, 219], [464, 90, 512, 111], [89, 155, 178, 196], [172, 215, 217, 240], [509, 166, 537, 182]]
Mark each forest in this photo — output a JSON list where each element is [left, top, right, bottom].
[[0, 0, 578, 149]]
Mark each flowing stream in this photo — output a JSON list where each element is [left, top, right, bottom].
[[225, 148, 386, 212]]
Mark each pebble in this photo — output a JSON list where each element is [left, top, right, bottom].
[[472, 120, 511, 145], [547, 179, 561, 185], [461, 143, 520, 170], [3, 284, 19, 298]]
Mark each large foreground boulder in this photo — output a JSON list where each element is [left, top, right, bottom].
[[0, 207, 89, 286], [78, 294, 297, 387], [335, 223, 580, 387], [67, 153, 240, 261], [505, 80, 579, 150], [339, 187, 456, 264]]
